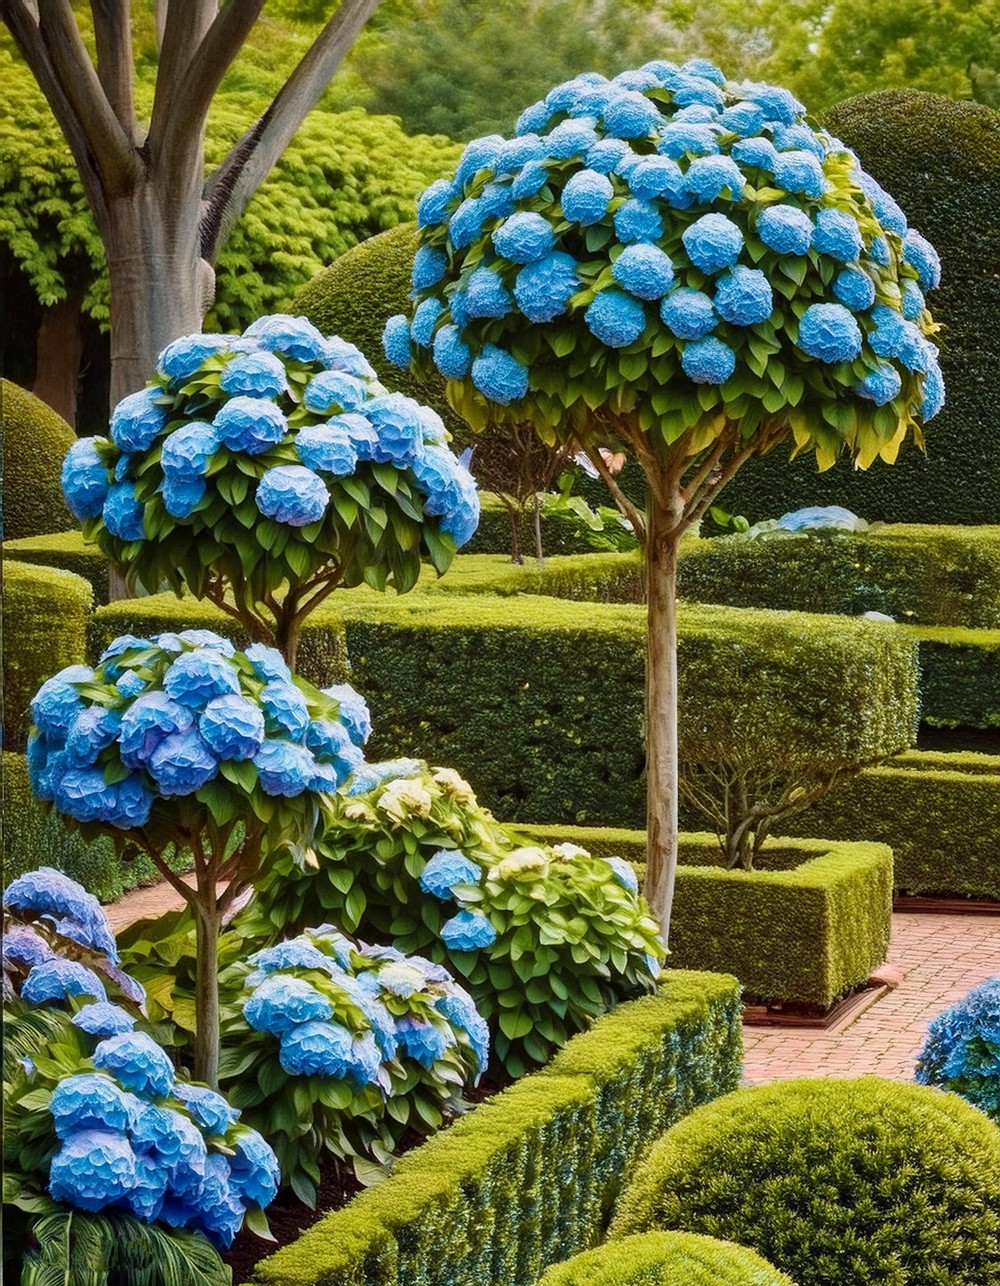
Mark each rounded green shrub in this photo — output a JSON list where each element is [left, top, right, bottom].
[[1, 378, 76, 539], [722, 91, 1000, 526], [611, 1076, 1000, 1286], [537, 1232, 796, 1285]]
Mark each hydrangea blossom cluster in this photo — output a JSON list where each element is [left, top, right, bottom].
[[238, 925, 488, 1085], [915, 977, 1000, 1121], [26, 633, 366, 834], [61, 315, 480, 614], [251, 761, 664, 1075], [37, 1029, 278, 1248], [389, 62, 942, 470]]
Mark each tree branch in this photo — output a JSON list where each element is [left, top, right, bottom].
[[201, 0, 382, 263], [579, 442, 647, 543], [36, 0, 139, 193], [90, 0, 135, 132]]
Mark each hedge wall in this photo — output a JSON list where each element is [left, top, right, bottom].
[[517, 829, 892, 1007], [908, 625, 1000, 728], [676, 526, 1000, 629], [1, 378, 76, 540], [420, 551, 645, 604], [2, 530, 110, 603], [720, 91, 1000, 526], [249, 971, 743, 1286], [3, 560, 91, 751]]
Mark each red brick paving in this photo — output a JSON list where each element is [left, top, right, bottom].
[[108, 883, 1000, 1085], [743, 911, 1000, 1084]]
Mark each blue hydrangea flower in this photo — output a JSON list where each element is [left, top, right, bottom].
[[396, 1017, 455, 1068], [812, 207, 863, 264], [418, 406, 448, 445], [513, 252, 580, 324], [382, 314, 412, 368], [219, 352, 288, 399], [756, 204, 812, 255], [738, 80, 804, 125], [586, 137, 631, 173], [493, 212, 555, 264], [436, 985, 490, 1078], [627, 155, 686, 205], [656, 122, 720, 160], [229, 1129, 280, 1208], [242, 314, 326, 362], [719, 101, 766, 136], [465, 267, 513, 321], [659, 288, 717, 340], [903, 230, 941, 291], [278, 1018, 353, 1077], [681, 336, 737, 384], [244, 974, 335, 1036], [411, 446, 480, 547], [599, 90, 661, 139], [123, 1151, 168, 1223], [248, 938, 338, 978], [160, 421, 221, 483], [2, 924, 55, 969], [102, 482, 145, 541], [65, 706, 121, 767], [433, 324, 472, 379], [915, 975, 1000, 1110], [682, 213, 743, 274], [161, 475, 206, 519], [92, 1031, 174, 1098], [683, 154, 745, 204], [856, 363, 903, 406], [163, 649, 241, 708], [411, 245, 448, 290], [292, 425, 357, 478], [323, 683, 373, 748], [611, 245, 675, 301], [921, 355, 945, 420], [187, 1153, 246, 1248], [772, 150, 828, 199], [48, 1073, 134, 1136], [901, 279, 926, 322], [30, 666, 92, 743], [585, 291, 647, 348], [833, 267, 877, 312], [71, 1003, 137, 1039], [4, 867, 118, 959], [410, 297, 445, 348], [109, 775, 155, 829], [303, 370, 369, 416], [471, 345, 529, 404], [856, 170, 908, 237], [454, 134, 505, 189], [613, 199, 663, 245], [376, 961, 426, 999], [772, 124, 826, 158], [515, 99, 552, 135], [244, 642, 291, 684], [670, 71, 725, 109], [49, 1129, 138, 1212], [54, 765, 121, 824], [365, 393, 424, 465], [147, 729, 219, 796], [797, 303, 863, 363], [99, 634, 159, 671], [62, 438, 110, 521], [119, 691, 194, 768], [419, 850, 483, 899], [603, 856, 639, 893], [730, 137, 778, 171], [560, 169, 613, 226], [198, 694, 265, 761], [776, 506, 864, 532], [157, 334, 233, 382], [253, 740, 314, 797], [869, 307, 929, 372], [440, 909, 497, 951], [510, 161, 549, 201], [261, 681, 310, 740], [495, 133, 546, 172], [214, 396, 288, 455], [174, 1083, 239, 1136], [302, 719, 356, 782], [110, 388, 167, 453], [417, 179, 455, 228], [543, 119, 599, 163], [449, 197, 490, 249], [713, 265, 773, 326], [868, 235, 891, 267], [256, 465, 329, 527]]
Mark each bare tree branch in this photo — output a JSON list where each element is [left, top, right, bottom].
[[201, 0, 381, 263], [90, 0, 135, 132], [36, 0, 139, 193]]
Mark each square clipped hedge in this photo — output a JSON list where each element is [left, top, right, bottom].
[[906, 625, 1000, 728], [2, 530, 110, 603], [518, 827, 892, 1007], [249, 971, 742, 1286]]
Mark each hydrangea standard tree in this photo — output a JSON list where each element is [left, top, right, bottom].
[[26, 631, 366, 1086], [387, 60, 943, 938], [62, 315, 480, 670]]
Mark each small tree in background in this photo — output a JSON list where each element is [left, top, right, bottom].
[[387, 60, 943, 938], [61, 315, 480, 670]]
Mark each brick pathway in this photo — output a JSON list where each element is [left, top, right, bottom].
[[107, 882, 999, 1084], [743, 911, 1000, 1084]]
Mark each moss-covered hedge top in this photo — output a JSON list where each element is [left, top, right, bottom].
[[537, 1232, 796, 1285], [1, 378, 76, 540]]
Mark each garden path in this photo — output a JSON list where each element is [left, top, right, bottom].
[[107, 882, 999, 1084]]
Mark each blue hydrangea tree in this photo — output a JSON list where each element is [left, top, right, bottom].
[[386, 61, 944, 939], [26, 632, 367, 1086], [61, 314, 480, 671]]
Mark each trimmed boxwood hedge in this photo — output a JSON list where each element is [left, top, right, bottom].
[[249, 971, 742, 1286], [2, 530, 110, 603], [536, 1233, 796, 1286], [610, 1077, 1000, 1286], [1, 378, 76, 540], [720, 91, 1000, 526], [3, 560, 92, 751], [907, 625, 1000, 728], [676, 526, 1000, 629], [516, 829, 892, 1007], [420, 550, 645, 604]]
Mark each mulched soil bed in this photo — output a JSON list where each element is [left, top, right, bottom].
[[742, 977, 889, 1031], [893, 892, 1000, 915]]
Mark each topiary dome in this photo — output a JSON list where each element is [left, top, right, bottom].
[[538, 1231, 796, 1285], [2, 378, 77, 539]]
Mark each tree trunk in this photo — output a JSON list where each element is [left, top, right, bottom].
[[643, 487, 683, 946], [33, 297, 85, 426], [193, 896, 223, 1088], [533, 492, 545, 567], [275, 611, 302, 673]]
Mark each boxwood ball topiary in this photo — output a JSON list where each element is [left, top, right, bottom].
[[1, 378, 77, 539], [610, 1076, 1000, 1286], [537, 1231, 797, 1285], [722, 91, 1000, 525]]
